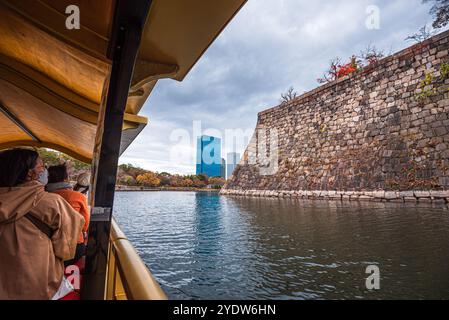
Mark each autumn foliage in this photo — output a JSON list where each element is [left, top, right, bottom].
[[117, 164, 225, 189], [317, 55, 361, 84], [317, 46, 385, 84], [136, 172, 161, 187]]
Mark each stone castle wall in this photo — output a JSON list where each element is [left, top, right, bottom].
[[222, 31, 449, 202]]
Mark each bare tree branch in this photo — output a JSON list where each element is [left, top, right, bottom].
[[280, 87, 298, 104], [360, 44, 385, 65], [317, 57, 342, 84], [405, 24, 436, 43]]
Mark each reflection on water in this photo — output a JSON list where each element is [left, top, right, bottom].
[[113, 191, 449, 299]]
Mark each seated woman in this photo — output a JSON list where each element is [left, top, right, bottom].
[[0, 148, 84, 300], [46, 164, 90, 266]]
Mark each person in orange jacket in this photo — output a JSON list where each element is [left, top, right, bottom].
[[46, 164, 90, 266]]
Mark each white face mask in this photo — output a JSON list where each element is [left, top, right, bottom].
[[38, 168, 48, 186]]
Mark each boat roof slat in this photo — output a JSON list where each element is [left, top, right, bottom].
[[0, 0, 247, 162]]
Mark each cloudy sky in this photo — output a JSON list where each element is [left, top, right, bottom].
[[120, 0, 440, 175]]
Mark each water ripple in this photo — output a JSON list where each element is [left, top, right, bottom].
[[114, 192, 449, 299]]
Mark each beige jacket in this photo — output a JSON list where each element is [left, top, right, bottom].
[[0, 180, 84, 300]]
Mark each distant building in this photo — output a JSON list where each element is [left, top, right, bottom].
[[196, 135, 222, 177], [226, 152, 240, 179], [221, 158, 226, 178]]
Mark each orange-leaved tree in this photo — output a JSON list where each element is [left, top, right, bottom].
[[136, 172, 161, 187]]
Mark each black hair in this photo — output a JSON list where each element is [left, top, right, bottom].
[[48, 164, 69, 184], [0, 148, 39, 187]]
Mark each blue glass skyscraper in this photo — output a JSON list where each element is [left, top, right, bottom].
[[196, 135, 222, 177]]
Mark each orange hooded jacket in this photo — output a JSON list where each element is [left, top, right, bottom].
[[51, 189, 89, 244]]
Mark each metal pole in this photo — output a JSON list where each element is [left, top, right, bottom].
[[81, 0, 152, 300]]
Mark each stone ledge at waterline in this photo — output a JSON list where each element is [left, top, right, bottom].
[[220, 189, 449, 204], [222, 30, 449, 201]]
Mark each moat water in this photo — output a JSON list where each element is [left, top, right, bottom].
[[113, 191, 449, 299]]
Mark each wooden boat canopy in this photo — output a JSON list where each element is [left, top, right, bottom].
[[0, 0, 246, 163]]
